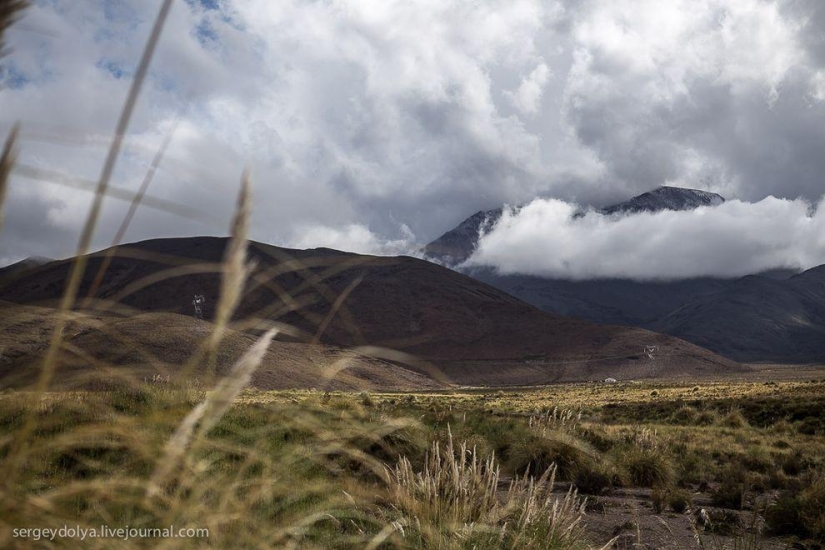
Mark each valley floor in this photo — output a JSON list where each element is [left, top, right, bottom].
[[2, 371, 823, 549]]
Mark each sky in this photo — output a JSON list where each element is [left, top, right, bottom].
[[1, 0, 824, 278]]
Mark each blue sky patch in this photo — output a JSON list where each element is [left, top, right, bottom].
[[96, 59, 130, 79]]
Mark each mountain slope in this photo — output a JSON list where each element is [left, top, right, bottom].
[[0, 301, 441, 391], [653, 266, 825, 362], [468, 269, 731, 326], [0, 236, 741, 385], [422, 209, 501, 265], [469, 267, 825, 363]]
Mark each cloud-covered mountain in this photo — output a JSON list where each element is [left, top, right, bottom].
[[423, 186, 727, 266], [425, 186, 825, 363]]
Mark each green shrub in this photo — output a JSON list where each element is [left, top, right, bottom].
[[769, 477, 825, 541], [799, 478, 825, 541], [359, 391, 375, 408], [507, 434, 593, 480], [705, 509, 741, 536], [577, 425, 615, 452], [780, 450, 808, 476], [669, 488, 692, 513], [719, 408, 749, 429], [742, 446, 772, 474], [573, 460, 613, 495], [620, 448, 673, 488], [711, 480, 746, 509], [695, 409, 718, 426], [796, 417, 824, 436], [670, 406, 699, 425], [651, 487, 667, 514]]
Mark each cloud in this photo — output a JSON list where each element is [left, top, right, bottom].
[[465, 196, 825, 280], [506, 62, 550, 114], [1, 0, 825, 269]]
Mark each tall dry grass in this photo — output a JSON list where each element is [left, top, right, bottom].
[[387, 427, 592, 549]]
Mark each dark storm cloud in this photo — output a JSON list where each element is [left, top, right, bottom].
[[1, 0, 823, 278]]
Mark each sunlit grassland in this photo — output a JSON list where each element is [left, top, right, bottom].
[[243, 378, 825, 412], [2, 377, 823, 547]]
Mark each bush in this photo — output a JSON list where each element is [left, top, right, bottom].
[[670, 406, 699, 425], [766, 493, 805, 537], [359, 391, 375, 408], [711, 480, 746, 509], [695, 409, 718, 426], [767, 477, 825, 541], [669, 488, 692, 513], [719, 408, 749, 429], [796, 417, 824, 436], [651, 487, 667, 514], [674, 452, 710, 486], [742, 446, 772, 474], [507, 433, 593, 480], [577, 425, 614, 453], [705, 509, 741, 536], [620, 448, 673, 488], [780, 450, 809, 476], [799, 477, 825, 540], [573, 460, 613, 495]]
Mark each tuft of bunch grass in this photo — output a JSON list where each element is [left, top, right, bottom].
[[619, 447, 673, 488], [719, 407, 750, 429], [390, 426, 501, 532], [387, 427, 592, 549], [529, 407, 582, 436]]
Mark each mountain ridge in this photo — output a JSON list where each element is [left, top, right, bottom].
[[0, 236, 742, 386]]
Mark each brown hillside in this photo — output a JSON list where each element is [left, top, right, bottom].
[[0, 301, 441, 390], [0, 237, 745, 385]]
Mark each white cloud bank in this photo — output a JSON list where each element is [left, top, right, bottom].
[[465, 197, 825, 280]]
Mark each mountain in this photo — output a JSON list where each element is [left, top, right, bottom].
[[468, 267, 825, 363], [0, 236, 741, 387], [423, 186, 725, 266], [0, 256, 53, 279], [424, 186, 825, 363]]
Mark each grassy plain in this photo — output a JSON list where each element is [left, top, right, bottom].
[[1, 374, 823, 548]]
